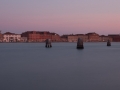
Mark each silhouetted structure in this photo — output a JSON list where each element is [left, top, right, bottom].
[[77, 38, 84, 49], [107, 40, 111, 46], [45, 39, 52, 48]]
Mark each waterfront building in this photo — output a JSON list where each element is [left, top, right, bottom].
[[77, 34, 88, 42], [67, 35, 78, 42], [99, 35, 112, 42], [60, 35, 68, 42], [3, 32, 21, 42], [86, 32, 100, 42], [21, 31, 61, 42], [108, 34, 120, 42], [0, 31, 3, 42], [51, 33, 61, 42], [20, 37, 27, 42], [61, 34, 88, 42]]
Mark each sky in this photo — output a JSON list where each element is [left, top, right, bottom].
[[0, 0, 120, 35]]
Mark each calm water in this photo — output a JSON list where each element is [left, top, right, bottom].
[[0, 42, 120, 90]]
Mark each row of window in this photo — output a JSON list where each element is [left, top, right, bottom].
[[5, 37, 20, 39], [4, 35, 20, 37]]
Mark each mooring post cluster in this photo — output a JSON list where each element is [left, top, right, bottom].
[[77, 38, 84, 49], [45, 39, 52, 48], [107, 39, 111, 46], [45, 38, 111, 49]]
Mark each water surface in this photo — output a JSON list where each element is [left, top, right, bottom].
[[0, 42, 120, 90]]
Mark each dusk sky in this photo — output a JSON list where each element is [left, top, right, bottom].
[[0, 0, 120, 35]]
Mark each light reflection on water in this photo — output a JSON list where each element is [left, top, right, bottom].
[[0, 42, 120, 90]]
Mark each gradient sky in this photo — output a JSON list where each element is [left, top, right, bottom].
[[0, 0, 120, 35]]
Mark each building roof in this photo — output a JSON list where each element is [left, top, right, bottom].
[[4, 32, 20, 35], [76, 34, 84, 35], [108, 34, 120, 36], [86, 32, 99, 36], [100, 35, 108, 37]]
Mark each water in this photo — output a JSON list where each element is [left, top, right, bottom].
[[0, 42, 120, 90]]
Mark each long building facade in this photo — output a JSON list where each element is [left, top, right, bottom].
[[61, 32, 113, 42], [108, 34, 120, 42], [61, 34, 88, 42], [0, 31, 118, 42], [86, 32, 100, 42], [3, 32, 21, 42], [99, 35, 112, 42], [21, 31, 61, 42]]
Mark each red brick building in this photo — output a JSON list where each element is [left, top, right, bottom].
[[0, 31, 3, 42], [86, 32, 100, 42], [99, 35, 112, 42], [21, 31, 61, 42], [108, 34, 120, 42]]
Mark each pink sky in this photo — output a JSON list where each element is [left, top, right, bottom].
[[0, 0, 120, 35]]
